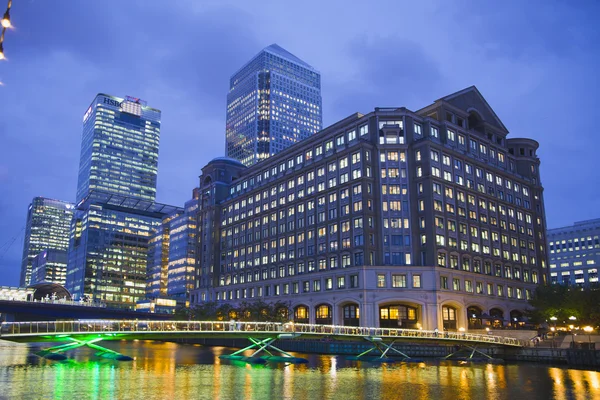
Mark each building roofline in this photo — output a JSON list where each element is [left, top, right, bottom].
[[229, 43, 319, 81]]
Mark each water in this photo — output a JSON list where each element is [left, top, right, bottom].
[[0, 340, 599, 400]]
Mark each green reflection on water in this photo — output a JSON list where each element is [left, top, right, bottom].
[[0, 341, 599, 400]]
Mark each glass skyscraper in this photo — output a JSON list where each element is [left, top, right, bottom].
[[66, 193, 182, 309], [20, 197, 74, 286], [226, 44, 322, 166], [66, 94, 180, 309], [76, 94, 161, 204], [166, 197, 197, 306], [30, 249, 68, 286], [146, 196, 198, 307]]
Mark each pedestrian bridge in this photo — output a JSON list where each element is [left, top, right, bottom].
[[0, 320, 525, 363]]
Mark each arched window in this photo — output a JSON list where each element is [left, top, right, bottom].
[[489, 308, 504, 328], [379, 305, 418, 328], [467, 306, 483, 329], [276, 306, 289, 321], [315, 304, 332, 325], [294, 305, 309, 324], [442, 306, 457, 330], [343, 304, 360, 327]]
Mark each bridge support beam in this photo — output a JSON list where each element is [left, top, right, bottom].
[[36, 337, 133, 361], [219, 333, 307, 365], [347, 337, 413, 363], [443, 345, 499, 363]]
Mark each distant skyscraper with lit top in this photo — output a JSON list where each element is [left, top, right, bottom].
[[226, 44, 323, 166], [20, 197, 74, 286], [76, 94, 161, 204], [66, 94, 182, 310]]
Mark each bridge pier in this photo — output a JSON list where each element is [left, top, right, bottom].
[[347, 337, 415, 363], [443, 345, 502, 363], [219, 333, 307, 365], [35, 337, 133, 361]]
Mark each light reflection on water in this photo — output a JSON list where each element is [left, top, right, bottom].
[[0, 340, 599, 400]]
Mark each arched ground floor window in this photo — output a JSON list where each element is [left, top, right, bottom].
[[342, 304, 360, 326], [379, 304, 418, 328]]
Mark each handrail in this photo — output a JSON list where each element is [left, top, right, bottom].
[[0, 320, 525, 347], [0, 297, 107, 308]]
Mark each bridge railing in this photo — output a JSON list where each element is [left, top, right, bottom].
[[0, 297, 107, 308], [0, 320, 525, 347]]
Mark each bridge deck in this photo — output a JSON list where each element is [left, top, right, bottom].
[[0, 320, 525, 347]]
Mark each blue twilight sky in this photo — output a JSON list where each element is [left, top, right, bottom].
[[0, 0, 599, 286]]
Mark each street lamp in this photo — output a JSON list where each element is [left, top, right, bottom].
[[0, 0, 13, 61], [583, 326, 593, 344], [1, 8, 10, 29]]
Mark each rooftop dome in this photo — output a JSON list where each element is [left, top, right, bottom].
[[208, 157, 247, 168], [28, 282, 72, 301]]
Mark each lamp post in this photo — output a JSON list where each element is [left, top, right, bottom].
[[0, 0, 13, 60], [583, 326, 593, 345], [569, 316, 577, 348]]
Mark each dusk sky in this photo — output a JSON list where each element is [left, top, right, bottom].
[[0, 0, 598, 287]]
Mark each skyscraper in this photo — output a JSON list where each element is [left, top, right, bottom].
[[146, 196, 198, 306], [66, 94, 180, 309], [76, 94, 161, 204], [66, 193, 180, 309], [20, 197, 74, 286], [30, 249, 68, 286], [226, 44, 322, 167]]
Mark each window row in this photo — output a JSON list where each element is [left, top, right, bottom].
[[229, 127, 370, 196]]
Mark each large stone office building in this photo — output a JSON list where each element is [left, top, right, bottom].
[[191, 87, 548, 331]]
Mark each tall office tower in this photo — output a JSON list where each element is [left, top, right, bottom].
[[146, 195, 198, 307], [76, 94, 161, 204], [147, 213, 179, 299], [20, 197, 74, 286], [166, 197, 198, 306], [30, 249, 68, 286], [66, 193, 182, 309], [547, 219, 600, 287], [191, 86, 548, 331], [66, 94, 179, 309], [226, 44, 323, 167]]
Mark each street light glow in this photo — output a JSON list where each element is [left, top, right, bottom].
[[1, 9, 10, 28], [0, 43, 5, 60]]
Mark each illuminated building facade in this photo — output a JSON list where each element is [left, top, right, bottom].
[[66, 192, 182, 309], [226, 44, 322, 167], [147, 195, 198, 306], [30, 249, 68, 286], [76, 94, 161, 204], [192, 87, 548, 331], [147, 213, 177, 299], [20, 197, 74, 286], [548, 218, 600, 287], [66, 94, 179, 309], [166, 197, 198, 306]]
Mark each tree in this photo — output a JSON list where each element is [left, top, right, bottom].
[[528, 284, 600, 328]]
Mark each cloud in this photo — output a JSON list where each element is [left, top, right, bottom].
[[324, 36, 445, 124]]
